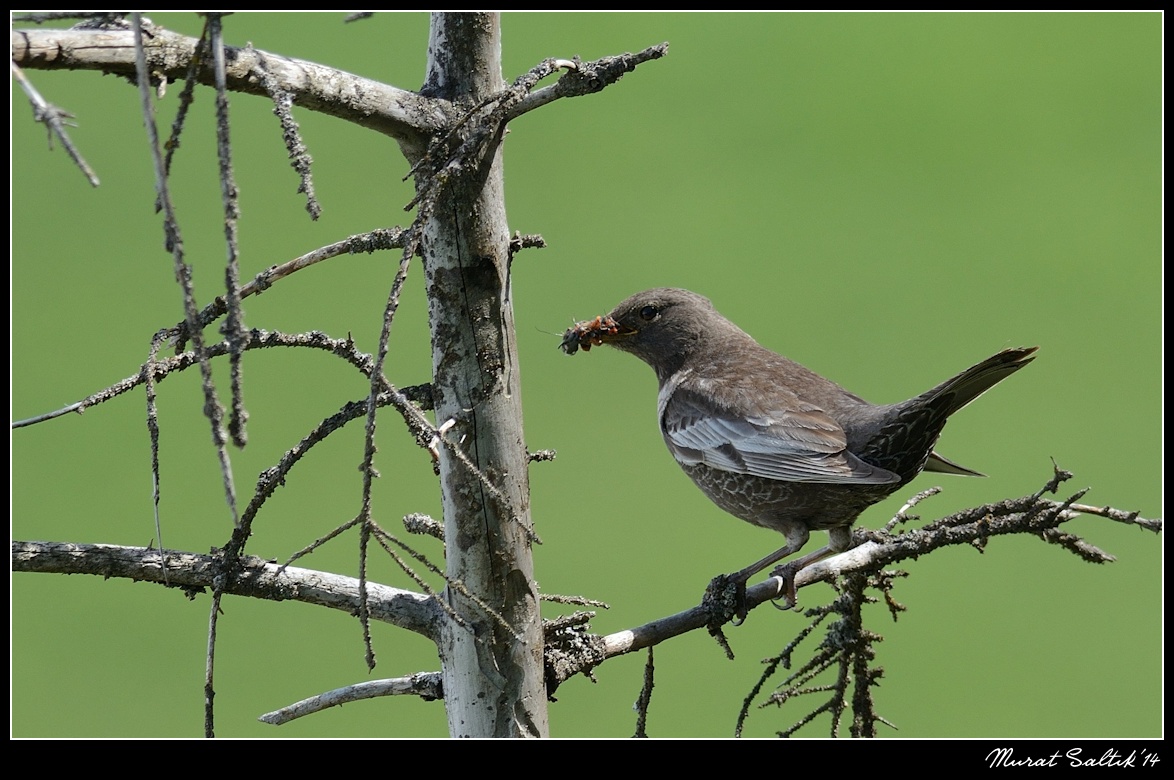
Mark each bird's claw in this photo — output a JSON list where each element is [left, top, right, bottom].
[[703, 573, 748, 626], [732, 581, 750, 625], [767, 562, 801, 611], [706, 565, 801, 624]]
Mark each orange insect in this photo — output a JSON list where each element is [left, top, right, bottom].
[[559, 315, 622, 355]]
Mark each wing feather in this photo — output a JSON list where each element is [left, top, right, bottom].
[[661, 381, 899, 486]]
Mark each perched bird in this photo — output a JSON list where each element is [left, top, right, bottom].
[[560, 287, 1036, 617]]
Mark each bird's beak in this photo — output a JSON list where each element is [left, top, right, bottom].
[[559, 315, 636, 355]]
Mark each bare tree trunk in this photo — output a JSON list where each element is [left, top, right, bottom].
[[420, 13, 547, 738]]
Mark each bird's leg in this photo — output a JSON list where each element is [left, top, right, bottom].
[[728, 542, 803, 587], [705, 554, 789, 626], [768, 526, 853, 609], [714, 524, 810, 623], [768, 545, 833, 610]]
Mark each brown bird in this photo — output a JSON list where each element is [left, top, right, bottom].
[[561, 287, 1036, 617]]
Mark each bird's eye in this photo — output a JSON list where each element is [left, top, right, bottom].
[[639, 305, 659, 321]]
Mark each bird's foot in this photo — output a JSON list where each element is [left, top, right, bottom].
[[703, 573, 748, 626], [767, 561, 801, 611]]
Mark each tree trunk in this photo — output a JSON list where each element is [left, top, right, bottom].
[[421, 13, 547, 738]]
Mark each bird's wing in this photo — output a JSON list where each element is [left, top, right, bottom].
[[660, 379, 899, 485]]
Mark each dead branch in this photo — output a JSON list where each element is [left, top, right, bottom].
[[11, 540, 445, 641]]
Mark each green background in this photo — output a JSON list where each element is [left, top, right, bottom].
[[11, 12, 1161, 738]]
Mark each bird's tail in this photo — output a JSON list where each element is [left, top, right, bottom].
[[872, 346, 1038, 479], [919, 346, 1038, 417]]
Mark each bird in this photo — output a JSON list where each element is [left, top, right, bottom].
[[560, 287, 1036, 618]]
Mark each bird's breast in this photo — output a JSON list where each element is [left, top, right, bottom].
[[677, 461, 900, 533]]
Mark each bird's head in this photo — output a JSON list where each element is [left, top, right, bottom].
[[560, 288, 726, 382]]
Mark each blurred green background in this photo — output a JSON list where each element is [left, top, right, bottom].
[[11, 12, 1160, 738]]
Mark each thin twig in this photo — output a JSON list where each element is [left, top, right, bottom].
[[145, 331, 168, 585], [259, 673, 443, 725], [11, 60, 99, 186], [354, 235, 416, 666], [160, 17, 208, 182], [208, 12, 249, 450], [506, 44, 670, 120], [258, 63, 321, 219], [205, 590, 223, 738], [368, 523, 470, 634], [633, 647, 655, 738], [132, 13, 238, 528], [13, 330, 432, 446]]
